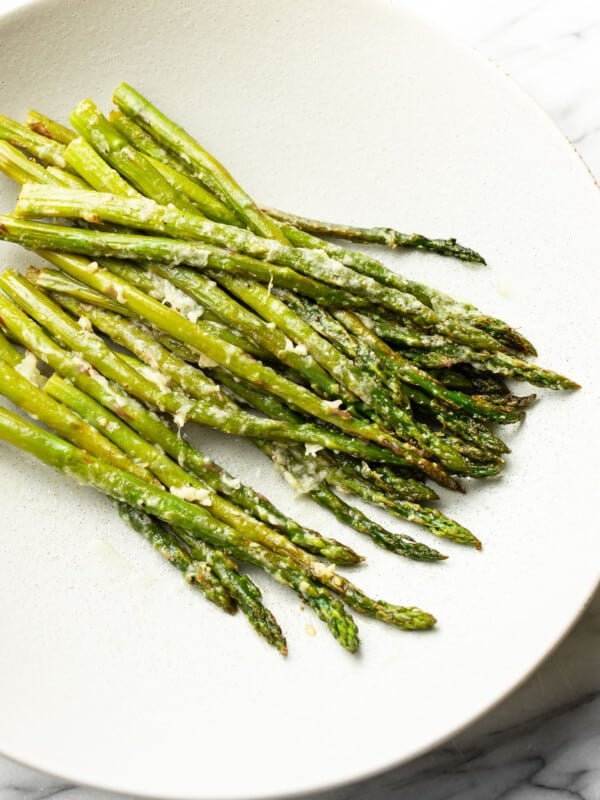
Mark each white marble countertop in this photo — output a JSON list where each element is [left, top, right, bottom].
[[0, 1, 598, 798]]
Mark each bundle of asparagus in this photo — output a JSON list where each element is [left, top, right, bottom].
[[0, 85, 578, 654]]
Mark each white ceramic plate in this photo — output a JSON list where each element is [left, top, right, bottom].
[[0, 1, 599, 798]]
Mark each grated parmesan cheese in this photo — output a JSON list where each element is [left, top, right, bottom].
[[15, 352, 45, 387], [170, 484, 213, 506]]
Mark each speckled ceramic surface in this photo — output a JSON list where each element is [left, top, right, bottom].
[[0, 1, 598, 798]]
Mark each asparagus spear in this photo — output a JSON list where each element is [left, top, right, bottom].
[[0, 140, 82, 196], [15, 184, 465, 329], [44, 370, 359, 568], [0, 406, 363, 651], [112, 83, 290, 243], [0, 264, 443, 467], [0, 293, 382, 562], [214, 368, 450, 561], [70, 100, 201, 214], [32, 264, 272, 359], [364, 313, 574, 390], [141, 262, 350, 401], [25, 110, 76, 145], [15, 183, 513, 360], [174, 524, 289, 655], [117, 504, 238, 617], [0, 212, 371, 307], [404, 385, 510, 456], [108, 109, 197, 180], [49, 284, 476, 547], [99, 110, 531, 353], [214, 273, 474, 475], [1, 395, 437, 635], [273, 448, 481, 548], [264, 207, 486, 264], [1, 103, 534, 355], [0, 329, 22, 366], [0, 114, 69, 168], [0, 141, 57, 186], [303, 481, 447, 562], [270, 219, 537, 355], [108, 110, 241, 224], [30, 268, 138, 316], [9, 249, 458, 477], [1, 269, 330, 443], [334, 455, 438, 504], [11, 360, 286, 649], [399, 344, 580, 391], [64, 137, 141, 198], [17, 341, 436, 629], [0, 355, 239, 613], [334, 310, 526, 423], [0, 355, 155, 483]]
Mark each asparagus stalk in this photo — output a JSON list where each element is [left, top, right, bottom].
[[159, 509, 288, 654], [0, 329, 22, 366], [9, 250, 457, 477], [365, 313, 575, 390], [334, 455, 438, 504], [214, 273, 474, 475], [304, 482, 447, 562], [209, 365, 438, 507], [44, 370, 359, 568], [99, 111, 531, 354], [0, 294, 375, 561], [399, 344, 580, 391], [0, 355, 155, 483], [48, 108, 240, 227], [116, 504, 238, 617], [333, 310, 527, 422], [0, 263, 442, 467], [1, 397, 438, 635], [11, 288, 356, 563], [25, 367, 288, 650], [0, 356, 239, 614], [15, 184, 467, 330], [270, 219, 537, 355], [0, 114, 69, 168], [64, 137, 140, 198], [0, 140, 84, 196], [33, 264, 271, 359], [0, 406, 362, 651], [26, 347, 438, 627], [0, 212, 370, 307], [112, 83, 290, 243], [1, 269, 330, 443], [325, 467, 481, 548], [214, 368, 449, 561], [25, 110, 76, 145], [108, 110, 240, 224], [108, 109, 197, 179], [70, 100, 200, 214], [0, 141, 57, 186], [4, 101, 534, 355], [277, 450, 481, 548], [404, 385, 510, 456], [142, 262, 349, 401], [264, 206, 486, 263], [30, 268, 138, 316], [50, 292, 234, 407]]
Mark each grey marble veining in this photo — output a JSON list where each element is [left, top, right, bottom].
[[0, 1, 598, 798], [406, 0, 600, 171]]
